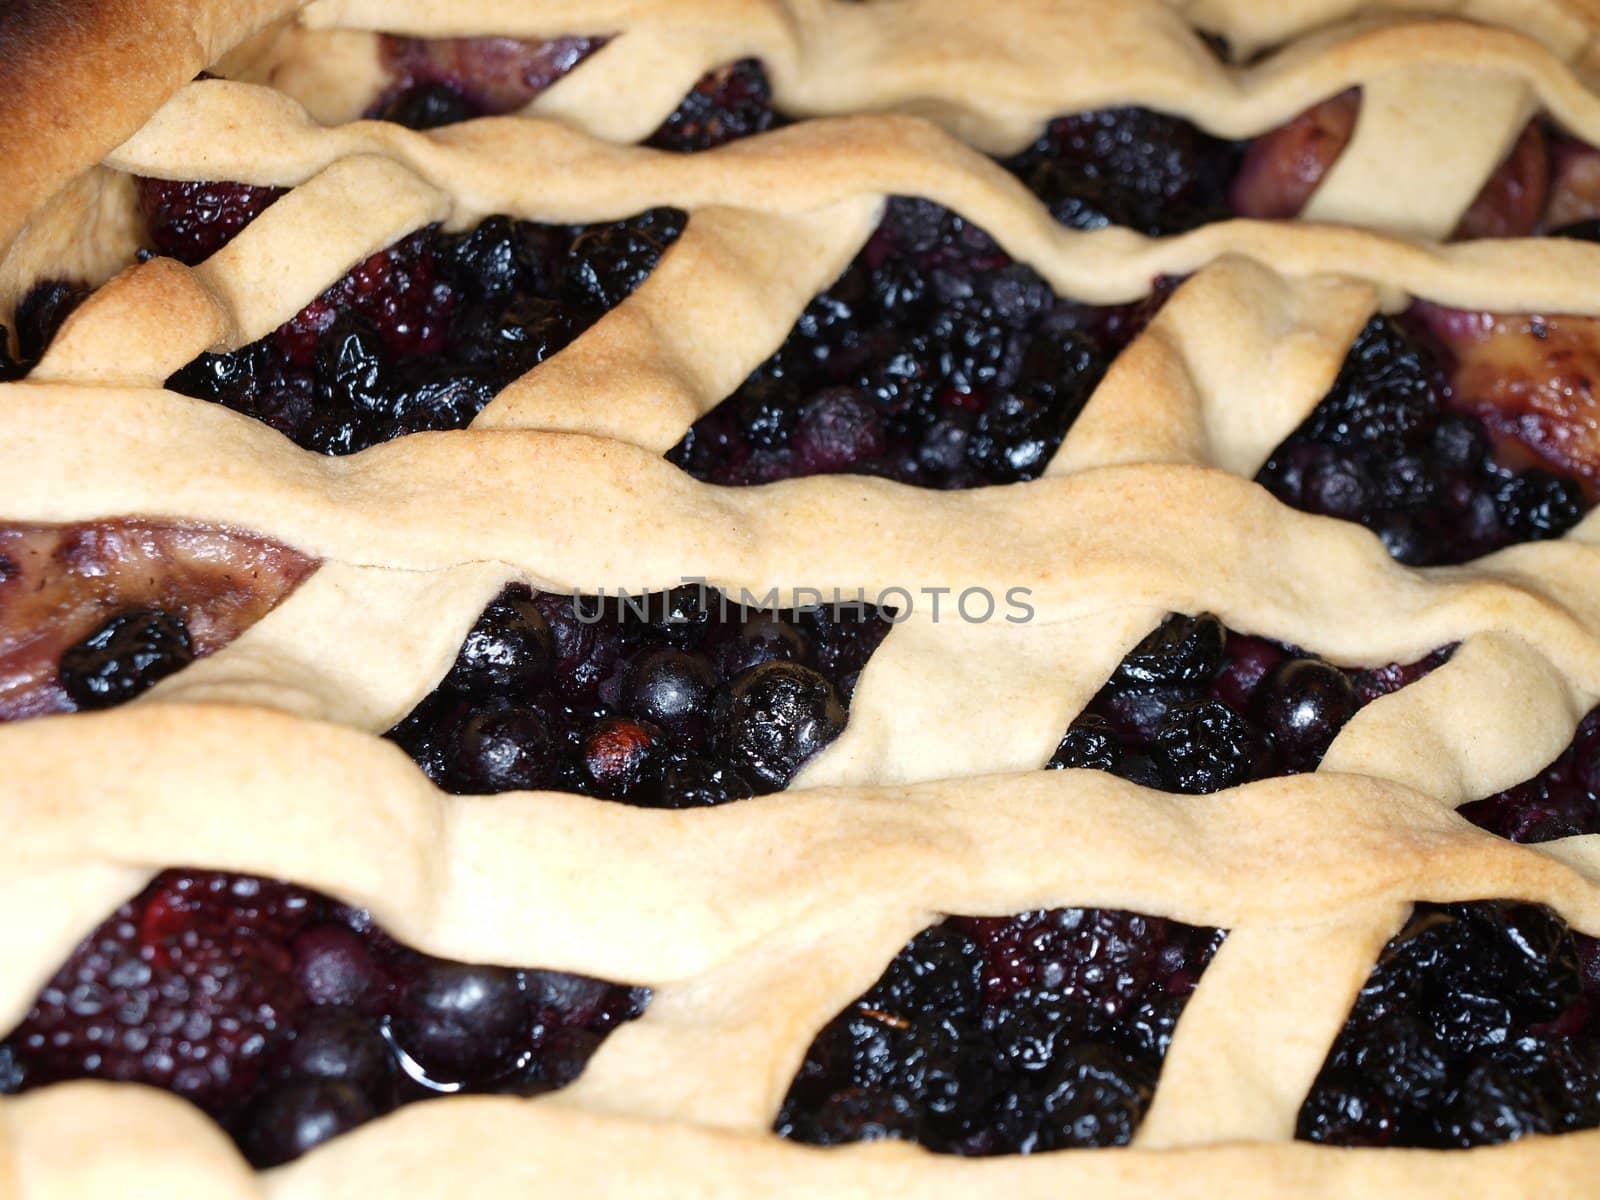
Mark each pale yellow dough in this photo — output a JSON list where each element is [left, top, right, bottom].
[[3, 1, 1600, 1196]]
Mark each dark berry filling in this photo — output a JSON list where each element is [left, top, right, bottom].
[[0, 521, 317, 722], [164, 208, 684, 454], [0, 869, 644, 1167], [669, 197, 1165, 488], [386, 585, 890, 804], [0, 279, 89, 380], [138, 178, 287, 266], [58, 608, 194, 710], [370, 35, 608, 129], [1051, 613, 1451, 793], [370, 33, 774, 154], [1257, 314, 1592, 565], [778, 908, 1225, 1153], [645, 59, 777, 153], [1460, 707, 1600, 843], [1299, 901, 1600, 1148], [1004, 107, 1242, 237]]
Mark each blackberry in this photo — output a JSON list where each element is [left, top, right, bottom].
[[168, 210, 684, 454], [1258, 315, 1591, 564], [1299, 902, 1600, 1148], [0, 869, 646, 1167], [647, 59, 778, 152], [668, 198, 1130, 488], [1003, 107, 1241, 236], [778, 907, 1224, 1154]]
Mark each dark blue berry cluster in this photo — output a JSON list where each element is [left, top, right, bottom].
[[386, 585, 890, 804], [779, 909, 1224, 1152], [166, 209, 685, 455], [1461, 707, 1600, 843], [1300, 902, 1600, 1147], [1258, 316, 1587, 565], [1050, 613, 1450, 794], [669, 197, 1158, 487], [1002, 107, 1241, 237]]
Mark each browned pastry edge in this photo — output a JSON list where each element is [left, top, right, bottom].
[[0, 0, 294, 256]]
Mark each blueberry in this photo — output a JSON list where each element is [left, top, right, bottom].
[[793, 387, 886, 474], [441, 216, 538, 300], [385, 360, 498, 432], [445, 587, 555, 695], [1114, 613, 1226, 688], [990, 989, 1081, 1072], [444, 295, 569, 375], [446, 706, 555, 793], [1048, 714, 1121, 772], [59, 608, 195, 710], [373, 82, 480, 130], [779, 1086, 922, 1146], [242, 1081, 377, 1167], [656, 756, 757, 808], [642, 583, 714, 642], [563, 213, 679, 310], [965, 392, 1063, 482], [993, 1042, 1154, 1151], [316, 314, 390, 418], [580, 716, 663, 798], [1153, 697, 1256, 793], [1300, 902, 1592, 1148], [284, 1007, 392, 1096], [719, 612, 812, 677], [861, 927, 984, 1020], [622, 647, 716, 737], [391, 963, 527, 1080], [718, 661, 846, 788], [1253, 657, 1358, 770]]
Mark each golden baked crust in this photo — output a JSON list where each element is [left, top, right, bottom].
[[5, 1, 1600, 1195]]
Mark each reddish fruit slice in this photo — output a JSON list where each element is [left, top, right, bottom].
[[1230, 90, 1360, 220], [1454, 122, 1550, 241], [1417, 304, 1600, 492], [377, 35, 607, 116]]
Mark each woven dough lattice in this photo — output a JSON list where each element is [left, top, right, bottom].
[[8, 0, 1600, 1195]]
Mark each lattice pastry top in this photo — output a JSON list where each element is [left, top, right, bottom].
[[7, 0, 1600, 1196]]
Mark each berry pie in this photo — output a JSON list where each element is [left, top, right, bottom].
[[6, 0, 1600, 1194]]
